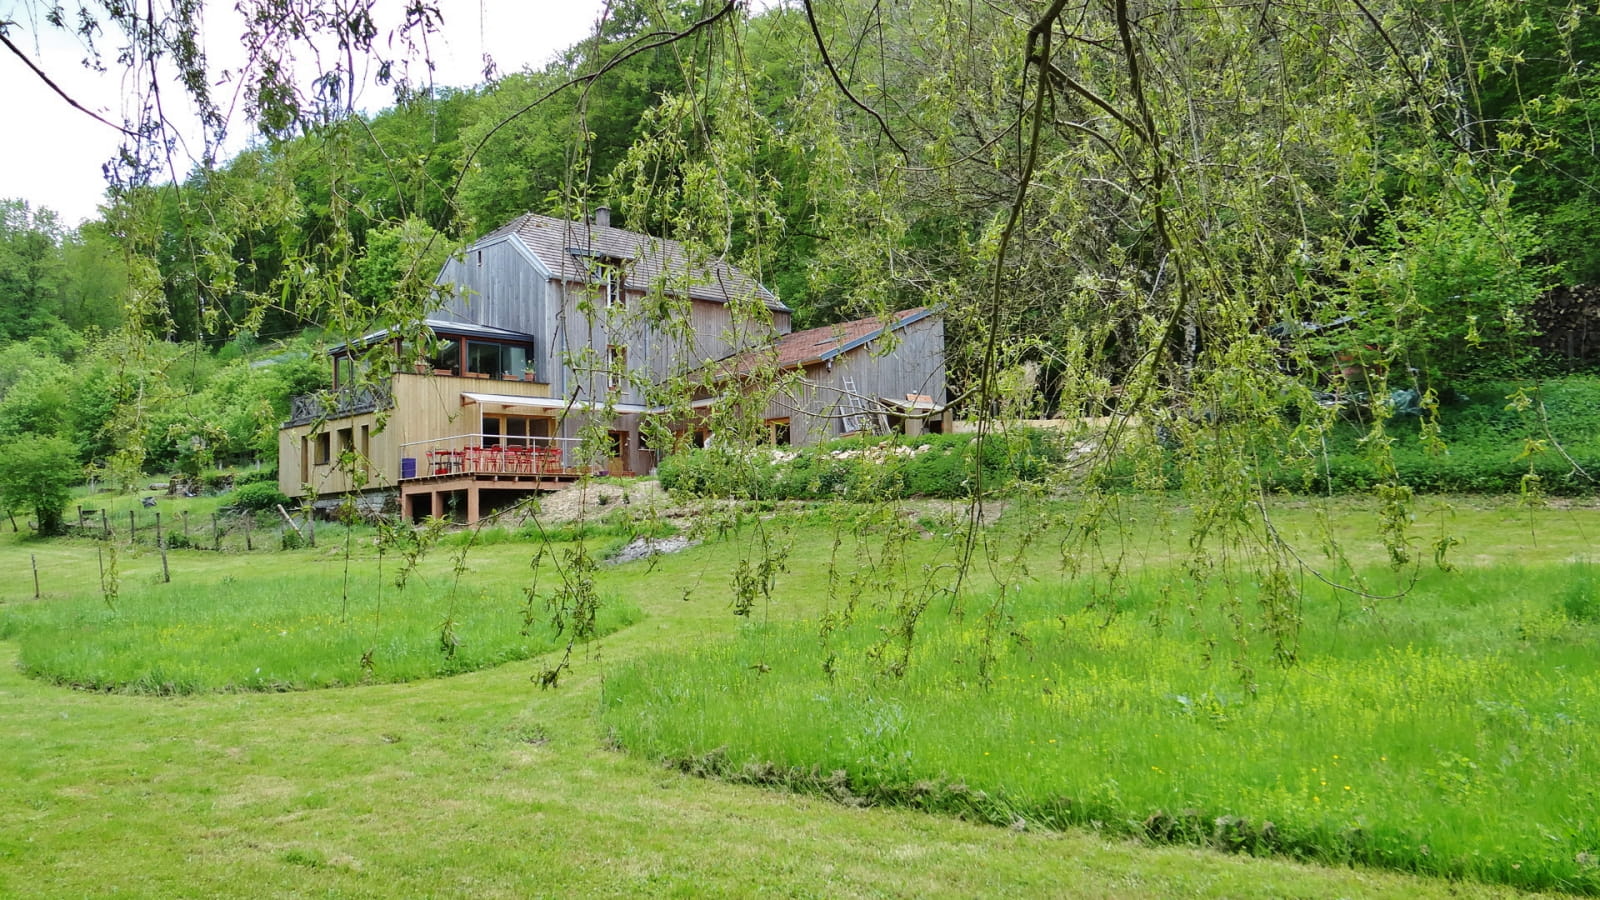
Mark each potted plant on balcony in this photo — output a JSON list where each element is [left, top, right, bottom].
[[522, 365, 537, 382]]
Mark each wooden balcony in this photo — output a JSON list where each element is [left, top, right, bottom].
[[396, 435, 590, 524]]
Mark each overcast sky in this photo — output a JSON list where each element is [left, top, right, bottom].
[[0, 0, 612, 226]]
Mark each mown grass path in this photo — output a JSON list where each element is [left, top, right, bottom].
[[0, 502, 1581, 898]]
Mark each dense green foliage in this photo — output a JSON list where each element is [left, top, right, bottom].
[[228, 482, 292, 512], [658, 432, 1065, 500], [0, 201, 125, 344], [0, 331, 326, 480], [1263, 377, 1600, 496], [604, 559, 1600, 894], [0, 434, 81, 534]]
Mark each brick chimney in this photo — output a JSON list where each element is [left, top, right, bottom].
[[593, 206, 611, 228]]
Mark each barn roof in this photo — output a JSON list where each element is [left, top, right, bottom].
[[712, 307, 934, 376]]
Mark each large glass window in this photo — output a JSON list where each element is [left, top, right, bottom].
[[432, 339, 460, 372], [465, 340, 530, 378], [467, 341, 500, 376], [425, 334, 531, 379]]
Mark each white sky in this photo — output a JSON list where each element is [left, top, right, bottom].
[[0, 1, 612, 226]]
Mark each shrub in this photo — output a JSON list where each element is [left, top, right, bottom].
[[0, 434, 80, 534], [659, 432, 1060, 501], [231, 482, 292, 512], [162, 531, 194, 550], [234, 467, 279, 487]]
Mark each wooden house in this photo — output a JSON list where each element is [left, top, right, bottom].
[[278, 210, 948, 522]]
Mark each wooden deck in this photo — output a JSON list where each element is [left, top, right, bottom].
[[397, 449, 584, 523], [398, 470, 581, 524]]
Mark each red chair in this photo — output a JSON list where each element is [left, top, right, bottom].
[[507, 447, 532, 475], [536, 447, 562, 474]]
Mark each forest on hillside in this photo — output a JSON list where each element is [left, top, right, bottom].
[[2, 0, 1600, 486]]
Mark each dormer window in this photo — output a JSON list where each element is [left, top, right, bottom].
[[600, 260, 623, 308], [568, 248, 629, 308]]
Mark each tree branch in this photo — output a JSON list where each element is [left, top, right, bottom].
[[0, 29, 140, 138], [800, 0, 911, 159]]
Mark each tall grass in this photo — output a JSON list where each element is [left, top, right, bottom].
[[602, 562, 1600, 894], [0, 559, 640, 693]]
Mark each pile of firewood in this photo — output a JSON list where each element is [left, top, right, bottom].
[[1529, 284, 1600, 369]]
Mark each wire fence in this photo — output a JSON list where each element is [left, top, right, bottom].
[[63, 505, 317, 553]]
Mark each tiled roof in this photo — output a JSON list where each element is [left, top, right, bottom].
[[714, 307, 932, 376], [480, 213, 787, 312]]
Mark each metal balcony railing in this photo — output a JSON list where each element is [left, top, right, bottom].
[[285, 382, 395, 426]]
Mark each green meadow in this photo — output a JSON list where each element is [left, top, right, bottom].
[[0, 494, 1595, 897], [604, 563, 1600, 893]]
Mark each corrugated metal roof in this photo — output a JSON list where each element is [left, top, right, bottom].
[[478, 213, 788, 312]]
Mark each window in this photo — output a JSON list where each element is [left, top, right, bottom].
[[337, 427, 354, 458], [430, 335, 531, 379], [431, 338, 460, 373], [571, 249, 627, 308], [607, 344, 627, 392], [480, 414, 552, 449], [601, 263, 623, 307], [767, 418, 792, 446], [314, 431, 331, 466]]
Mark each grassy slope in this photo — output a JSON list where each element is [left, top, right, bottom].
[[0, 499, 1584, 898]]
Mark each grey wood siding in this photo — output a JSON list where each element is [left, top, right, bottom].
[[549, 286, 783, 405], [765, 315, 947, 447], [434, 238, 553, 380]]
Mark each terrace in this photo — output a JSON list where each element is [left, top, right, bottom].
[[396, 433, 589, 523]]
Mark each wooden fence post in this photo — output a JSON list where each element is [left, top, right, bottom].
[[212, 513, 220, 551], [244, 513, 253, 551], [155, 512, 170, 584], [31, 553, 40, 599], [101, 508, 109, 540]]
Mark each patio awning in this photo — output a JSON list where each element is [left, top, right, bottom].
[[460, 392, 651, 415]]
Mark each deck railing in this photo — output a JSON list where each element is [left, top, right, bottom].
[[398, 434, 585, 480]]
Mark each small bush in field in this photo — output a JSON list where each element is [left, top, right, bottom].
[[232, 482, 291, 511]]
